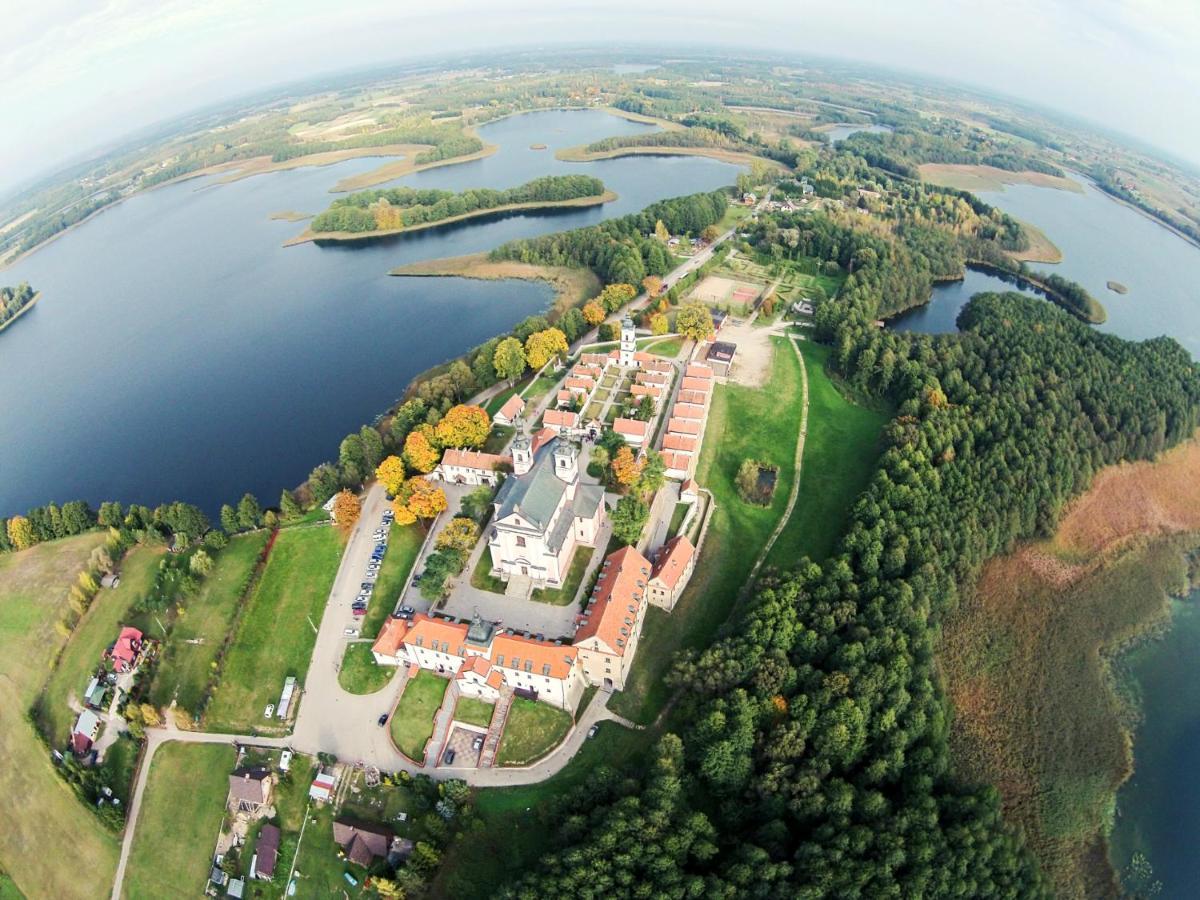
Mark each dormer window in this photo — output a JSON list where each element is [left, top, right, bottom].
[[496, 655, 504, 666], [512, 657, 520, 669], [524, 660, 533, 672], [542, 663, 551, 675]]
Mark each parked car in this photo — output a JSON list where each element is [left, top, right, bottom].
[[472, 735, 485, 751], [361, 582, 374, 591], [264, 703, 275, 719], [442, 748, 456, 765], [343, 628, 359, 637], [377, 713, 388, 726], [351, 607, 367, 617], [396, 605, 416, 620], [587, 724, 599, 739]]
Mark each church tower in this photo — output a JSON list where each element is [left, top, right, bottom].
[[619, 315, 637, 367], [553, 440, 579, 484], [512, 430, 533, 476]]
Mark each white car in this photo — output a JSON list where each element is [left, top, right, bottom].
[[264, 703, 275, 718], [343, 628, 359, 637]]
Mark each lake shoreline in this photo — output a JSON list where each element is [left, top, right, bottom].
[[0, 291, 42, 334], [554, 143, 775, 170], [283, 190, 618, 246]]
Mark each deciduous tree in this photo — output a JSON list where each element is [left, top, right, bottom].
[[524, 327, 569, 370], [434, 405, 491, 449], [676, 303, 715, 342], [610, 496, 649, 545], [582, 300, 605, 326], [403, 428, 440, 474], [435, 517, 480, 554], [375, 455, 407, 495], [642, 275, 663, 297], [650, 312, 669, 335], [331, 489, 361, 534], [493, 337, 527, 384], [611, 445, 642, 488]]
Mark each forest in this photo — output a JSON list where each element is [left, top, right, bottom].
[[839, 123, 1063, 179], [309, 175, 606, 234], [0, 282, 37, 328], [489, 189, 728, 284], [494, 207, 1200, 896]]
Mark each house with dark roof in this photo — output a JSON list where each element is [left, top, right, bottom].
[[333, 818, 395, 868], [487, 433, 606, 589], [706, 341, 737, 376], [253, 824, 280, 880], [228, 767, 273, 813]]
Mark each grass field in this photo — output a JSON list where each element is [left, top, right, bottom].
[[529, 547, 590, 606], [338, 641, 396, 694], [470, 547, 506, 594], [495, 698, 572, 766], [644, 337, 683, 358], [610, 336, 805, 723], [205, 527, 342, 733], [0, 873, 22, 899], [435, 720, 653, 898], [667, 502, 688, 538], [36, 544, 162, 746], [390, 670, 448, 761], [123, 742, 236, 900], [454, 696, 495, 728], [0, 533, 119, 900], [149, 532, 268, 714], [361, 524, 423, 639], [522, 373, 560, 404], [766, 342, 886, 567]]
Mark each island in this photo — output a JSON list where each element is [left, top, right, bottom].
[[0, 282, 38, 334], [1108, 280, 1130, 294], [285, 175, 615, 246]]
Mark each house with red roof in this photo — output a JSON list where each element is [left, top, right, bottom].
[[613, 417, 650, 447], [104, 626, 143, 673], [574, 546, 652, 690], [492, 394, 525, 427], [647, 535, 696, 610], [434, 448, 511, 487]]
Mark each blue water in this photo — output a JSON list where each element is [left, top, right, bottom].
[[0, 109, 741, 517], [824, 123, 893, 143], [889, 268, 1043, 334]]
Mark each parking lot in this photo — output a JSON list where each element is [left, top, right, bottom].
[[441, 724, 487, 768]]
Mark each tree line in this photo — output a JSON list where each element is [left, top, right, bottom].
[[495, 204, 1200, 896], [310, 175, 606, 234]]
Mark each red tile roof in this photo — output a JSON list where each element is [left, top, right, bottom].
[[402, 614, 470, 657], [371, 617, 409, 658], [636, 371, 670, 385], [440, 448, 510, 471], [574, 546, 651, 656], [543, 409, 579, 429], [684, 363, 713, 379], [677, 389, 708, 406], [613, 418, 649, 438], [663, 433, 698, 453], [662, 451, 693, 473], [671, 403, 704, 420], [680, 377, 711, 394], [667, 417, 702, 435], [651, 535, 695, 590], [492, 634, 577, 679], [531, 427, 558, 454], [564, 377, 594, 392], [496, 394, 525, 421], [630, 384, 662, 398]]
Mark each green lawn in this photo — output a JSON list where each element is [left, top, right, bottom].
[[610, 336, 805, 724], [645, 337, 683, 358], [0, 533, 120, 900], [495, 698, 572, 766], [766, 342, 886, 567], [484, 379, 529, 416], [667, 502, 689, 538], [470, 547, 506, 594], [717, 203, 753, 231], [286, 802, 370, 899], [521, 373, 559, 403], [149, 532, 268, 715], [236, 754, 315, 899], [205, 527, 342, 733], [454, 696, 496, 728], [390, 670, 448, 761], [123, 742, 235, 900], [0, 873, 22, 900], [37, 545, 162, 745], [338, 642, 396, 695], [361, 524, 423, 638], [435, 720, 653, 898], [530, 547, 592, 606], [483, 425, 515, 455]]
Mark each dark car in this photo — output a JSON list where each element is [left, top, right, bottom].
[[377, 713, 388, 726], [442, 748, 456, 765], [397, 605, 416, 620], [587, 724, 599, 739]]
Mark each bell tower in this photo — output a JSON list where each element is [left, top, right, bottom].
[[512, 430, 533, 476], [619, 315, 637, 367]]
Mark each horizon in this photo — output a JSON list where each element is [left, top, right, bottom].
[[2, 2, 1199, 196]]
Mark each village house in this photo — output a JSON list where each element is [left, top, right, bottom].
[[103, 626, 143, 673], [680, 478, 700, 504], [666, 417, 702, 437], [253, 824, 280, 880], [705, 341, 737, 376], [333, 818, 397, 868], [71, 709, 101, 755], [671, 403, 705, 421], [542, 408, 580, 435], [574, 546, 652, 691], [309, 769, 337, 803], [433, 448, 511, 487], [83, 677, 107, 710], [486, 433, 605, 588], [613, 417, 650, 447], [647, 535, 696, 610], [492, 394, 525, 427], [228, 766, 273, 814]]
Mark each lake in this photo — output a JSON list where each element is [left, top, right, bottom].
[[890, 176, 1200, 359], [1109, 592, 1200, 897], [0, 109, 741, 518]]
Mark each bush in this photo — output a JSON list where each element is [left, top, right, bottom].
[[735, 459, 777, 506]]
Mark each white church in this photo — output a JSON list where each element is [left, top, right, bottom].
[[487, 431, 607, 588]]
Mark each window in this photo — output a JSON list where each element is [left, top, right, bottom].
[[512, 657, 520, 669], [516, 536, 526, 548], [524, 660, 533, 673], [496, 655, 505, 666], [542, 663, 551, 676], [415, 637, 424, 647], [605, 668, 611, 674]]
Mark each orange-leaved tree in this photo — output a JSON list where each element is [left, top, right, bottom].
[[331, 489, 362, 535], [402, 426, 440, 474], [642, 275, 663, 298], [394, 476, 448, 529], [435, 405, 491, 450], [610, 445, 643, 489], [582, 300, 605, 326]]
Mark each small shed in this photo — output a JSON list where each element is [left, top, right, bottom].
[[100, 572, 120, 589], [706, 341, 737, 377], [276, 676, 296, 719]]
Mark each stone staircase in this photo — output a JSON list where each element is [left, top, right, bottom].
[[504, 574, 532, 599], [478, 686, 515, 768]]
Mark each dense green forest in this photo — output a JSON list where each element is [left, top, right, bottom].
[[0, 282, 37, 328], [489, 206, 1200, 896], [489, 189, 728, 284], [839, 123, 1063, 179], [309, 175, 606, 234]]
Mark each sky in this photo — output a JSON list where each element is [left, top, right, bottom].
[[2, 0, 1198, 191]]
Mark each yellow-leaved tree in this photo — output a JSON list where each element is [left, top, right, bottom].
[[375, 455, 407, 495], [332, 489, 362, 534], [394, 477, 448, 529], [524, 328, 569, 371], [582, 300, 605, 326], [610, 445, 643, 488], [676, 303, 715, 342], [6, 515, 34, 551], [402, 427, 441, 474], [434, 405, 491, 449]]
